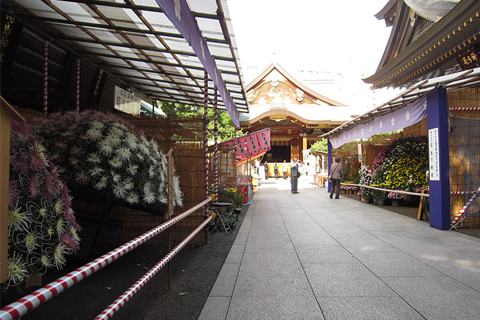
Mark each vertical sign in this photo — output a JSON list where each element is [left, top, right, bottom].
[[428, 127, 440, 181]]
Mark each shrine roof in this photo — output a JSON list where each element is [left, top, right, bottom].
[[363, 0, 480, 89]]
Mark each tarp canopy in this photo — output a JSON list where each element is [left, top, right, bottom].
[[2, 0, 248, 126]]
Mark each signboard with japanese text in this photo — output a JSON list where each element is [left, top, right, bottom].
[[114, 86, 141, 115], [456, 47, 480, 70], [428, 127, 440, 181]]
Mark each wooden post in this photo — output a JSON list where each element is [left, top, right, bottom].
[[0, 96, 25, 283], [417, 190, 425, 220]]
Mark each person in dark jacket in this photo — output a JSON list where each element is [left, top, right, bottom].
[[290, 158, 301, 194], [329, 157, 344, 199]]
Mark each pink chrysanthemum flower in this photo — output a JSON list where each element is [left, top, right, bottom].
[[9, 180, 21, 207], [30, 142, 47, 172], [10, 151, 28, 174], [60, 232, 80, 253], [29, 174, 41, 198]]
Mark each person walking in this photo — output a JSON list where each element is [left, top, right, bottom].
[[290, 158, 301, 194], [274, 161, 279, 180], [329, 157, 343, 199], [264, 161, 269, 180]]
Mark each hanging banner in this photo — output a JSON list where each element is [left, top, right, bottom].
[[219, 129, 271, 164], [330, 95, 428, 149], [155, 0, 240, 127]]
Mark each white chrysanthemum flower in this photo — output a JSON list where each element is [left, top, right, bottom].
[[124, 132, 138, 149], [127, 164, 138, 175], [112, 122, 127, 131], [106, 134, 121, 146], [136, 153, 144, 161], [56, 217, 66, 233], [159, 193, 168, 204], [144, 182, 152, 193], [54, 242, 66, 269], [173, 175, 183, 207], [90, 166, 104, 177], [149, 166, 156, 178], [86, 128, 103, 141], [116, 147, 131, 161], [99, 140, 113, 156], [69, 157, 81, 166], [95, 176, 108, 190], [123, 178, 134, 191], [91, 121, 105, 130], [8, 206, 30, 232], [40, 254, 53, 268], [138, 144, 149, 155], [113, 183, 126, 199], [143, 190, 156, 204], [126, 192, 139, 204], [24, 232, 39, 253], [7, 252, 28, 286], [87, 153, 101, 164], [112, 173, 121, 183], [109, 157, 123, 169]]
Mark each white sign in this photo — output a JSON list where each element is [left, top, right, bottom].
[[428, 128, 440, 181], [114, 86, 141, 115]]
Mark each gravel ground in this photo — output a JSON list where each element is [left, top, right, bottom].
[[2, 206, 247, 320]]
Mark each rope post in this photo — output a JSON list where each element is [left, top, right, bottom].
[[43, 40, 48, 115], [76, 58, 80, 112], [214, 86, 219, 204], [204, 69, 209, 214]]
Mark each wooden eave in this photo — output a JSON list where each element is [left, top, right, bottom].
[[246, 63, 346, 106], [363, 0, 480, 89], [240, 109, 345, 127]]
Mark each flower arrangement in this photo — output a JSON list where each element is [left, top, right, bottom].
[[359, 165, 372, 199], [372, 137, 428, 192], [209, 183, 244, 210], [388, 191, 404, 200], [7, 120, 81, 287], [30, 111, 183, 215]]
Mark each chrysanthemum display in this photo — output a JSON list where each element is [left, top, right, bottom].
[[7, 120, 81, 287], [30, 111, 182, 214]]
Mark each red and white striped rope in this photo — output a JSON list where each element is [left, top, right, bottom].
[[343, 183, 430, 197], [43, 41, 48, 115], [204, 69, 209, 212], [76, 58, 80, 112], [234, 131, 238, 184], [450, 187, 480, 228], [214, 86, 219, 203], [0, 198, 211, 320], [94, 215, 213, 320], [449, 107, 480, 111], [450, 191, 476, 195]]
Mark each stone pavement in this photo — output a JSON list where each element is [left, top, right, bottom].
[[199, 178, 480, 320]]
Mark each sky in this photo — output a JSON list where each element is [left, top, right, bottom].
[[227, 0, 401, 110]]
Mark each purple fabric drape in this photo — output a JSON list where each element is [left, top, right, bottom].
[[330, 95, 427, 149], [155, 0, 240, 127]]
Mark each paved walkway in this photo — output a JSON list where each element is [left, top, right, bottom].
[[199, 178, 480, 320]]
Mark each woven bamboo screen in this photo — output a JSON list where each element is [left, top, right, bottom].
[[448, 87, 480, 227]]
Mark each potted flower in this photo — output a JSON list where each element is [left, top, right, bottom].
[[388, 190, 404, 207], [376, 184, 389, 206]]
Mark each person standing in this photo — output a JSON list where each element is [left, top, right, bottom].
[[290, 158, 301, 194], [264, 161, 269, 180], [254, 158, 260, 175], [329, 157, 344, 199], [274, 161, 279, 180], [283, 160, 288, 179]]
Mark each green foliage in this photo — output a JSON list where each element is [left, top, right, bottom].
[[310, 139, 328, 152], [159, 101, 244, 142]]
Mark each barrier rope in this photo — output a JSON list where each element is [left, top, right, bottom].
[[204, 69, 209, 212], [448, 107, 480, 111], [214, 86, 219, 203], [0, 198, 211, 320], [76, 58, 80, 112], [43, 41, 48, 115], [94, 215, 213, 320], [450, 186, 480, 229], [341, 183, 429, 197]]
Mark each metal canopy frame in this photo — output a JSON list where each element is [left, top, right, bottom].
[[2, 0, 249, 116]]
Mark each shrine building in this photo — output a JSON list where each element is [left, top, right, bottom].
[[239, 63, 359, 162]]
